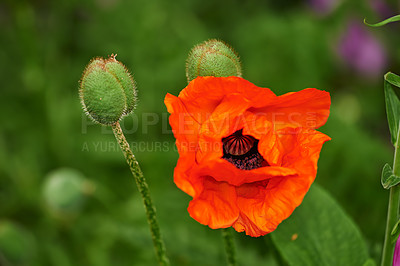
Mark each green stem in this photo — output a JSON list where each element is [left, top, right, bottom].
[[381, 128, 400, 266], [111, 122, 170, 266], [222, 228, 237, 266]]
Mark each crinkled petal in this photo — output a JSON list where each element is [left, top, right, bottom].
[[278, 127, 331, 175], [188, 177, 240, 228], [241, 112, 283, 166], [232, 181, 272, 237], [173, 152, 197, 197], [199, 94, 250, 139], [231, 128, 330, 237], [232, 177, 310, 237], [195, 94, 250, 163], [166, 94, 202, 197], [165, 93, 200, 155], [249, 88, 330, 130], [178, 77, 276, 125], [192, 158, 297, 186], [233, 211, 269, 237], [232, 128, 330, 237]]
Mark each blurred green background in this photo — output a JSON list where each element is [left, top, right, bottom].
[[1, 0, 399, 265]]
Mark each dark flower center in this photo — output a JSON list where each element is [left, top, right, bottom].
[[222, 129, 267, 170]]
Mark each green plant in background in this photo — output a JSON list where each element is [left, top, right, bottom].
[[379, 72, 400, 266], [371, 70, 400, 265], [365, 14, 400, 266], [43, 168, 92, 217], [0, 221, 36, 266], [79, 55, 169, 265]]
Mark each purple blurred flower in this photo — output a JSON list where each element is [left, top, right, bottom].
[[394, 236, 400, 266], [369, 0, 395, 20], [337, 21, 387, 77], [307, 0, 339, 15]]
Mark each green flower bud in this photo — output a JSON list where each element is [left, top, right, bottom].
[[79, 54, 137, 125], [42, 168, 90, 216], [186, 39, 242, 83]]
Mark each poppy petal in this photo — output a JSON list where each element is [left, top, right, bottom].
[[178, 77, 276, 125], [233, 212, 269, 237], [188, 177, 240, 228], [241, 112, 283, 166], [278, 127, 331, 175], [249, 88, 330, 130], [195, 94, 251, 163], [173, 152, 197, 197], [232, 128, 331, 237], [233, 181, 273, 237], [191, 158, 297, 187], [233, 176, 312, 237], [165, 93, 200, 154]]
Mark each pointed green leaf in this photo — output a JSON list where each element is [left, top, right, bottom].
[[381, 163, 400, 189], [364, 15, 400, 27], [270, 184, 371, 266], [391, 219, 400, 236], [391, 219, 400, 244], [382, 174, 400, 190], [383, 73, 400, 145], [386, 72, 400, 88]]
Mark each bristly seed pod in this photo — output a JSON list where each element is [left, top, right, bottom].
[[186, 39, 242, 83], [79, 54, 137, 125], [222, 129, 256, 156]]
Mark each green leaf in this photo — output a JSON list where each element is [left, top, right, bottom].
[[364, 15, 400, 27], [381, 163, 400, 189], [270, 184, 371, 266], [391, 219, 400, 244], [386, 72, 400, 88], [391, 219, 400, 236], [383, 73, 400, 145]]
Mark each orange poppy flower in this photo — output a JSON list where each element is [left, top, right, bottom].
[[164, 76, 331, 237]]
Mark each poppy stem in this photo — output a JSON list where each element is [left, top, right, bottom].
[[222, 228, 237, 266], [111, 122, 170, 266], [381, 127, 400, 266]]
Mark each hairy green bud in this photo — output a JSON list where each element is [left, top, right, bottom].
[[79, 54, 136, 125], [42, 168, 89, 215], [186, 39, 242, 83]]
